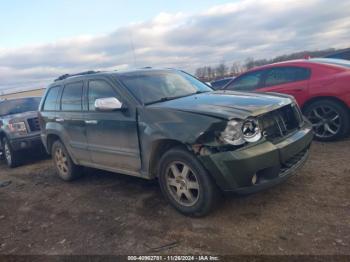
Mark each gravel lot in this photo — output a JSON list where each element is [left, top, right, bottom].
[[0, 140, 349, 255]]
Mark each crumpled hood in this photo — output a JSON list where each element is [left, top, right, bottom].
[[148, 91, 293, 120]]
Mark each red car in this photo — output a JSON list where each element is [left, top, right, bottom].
[[223, 58, 350, 141]]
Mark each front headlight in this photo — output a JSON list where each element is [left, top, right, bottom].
[[220, 119, 262, 145], [220, 120, 245, 145], [8, 121, 27, 134], [241, 118, 262, 142]]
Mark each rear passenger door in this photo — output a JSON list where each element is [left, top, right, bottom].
[[59, 81, 90, 163], [259, 67, 311, 105], [84, 78, 141, 174]]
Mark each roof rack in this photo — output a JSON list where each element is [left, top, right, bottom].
[[54, 70, 100, 82]]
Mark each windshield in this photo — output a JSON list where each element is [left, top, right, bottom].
[[0, 97, 41, 116], [118, 70, 212, 105], [310, 58, 350, 68]]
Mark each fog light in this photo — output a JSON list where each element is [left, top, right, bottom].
[[252, 174, 258, 185], [20, 142, 28, 148]]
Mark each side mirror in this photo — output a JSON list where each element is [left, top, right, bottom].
[[95, 97, 123, 111]]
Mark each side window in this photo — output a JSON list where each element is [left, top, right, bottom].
[[61, 82, 83, 111], [226, 71, 263, 91], [264, 67, 310, 87], [43, 86, 60, 111], [88, 80, 118, 111]]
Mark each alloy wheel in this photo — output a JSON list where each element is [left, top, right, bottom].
[[307, 105, 341, 139], [55, 147, 69, 176], [165, 161, 200, 207]]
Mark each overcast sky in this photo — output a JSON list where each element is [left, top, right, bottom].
[[0, 0, 349, 93]]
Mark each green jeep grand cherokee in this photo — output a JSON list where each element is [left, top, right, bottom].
[[38, 69, 313, 216]]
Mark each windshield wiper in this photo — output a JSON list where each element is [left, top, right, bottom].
[[145, 91, 209, 106], [194, 90, 210, 94], [144, 96, 185, 105]]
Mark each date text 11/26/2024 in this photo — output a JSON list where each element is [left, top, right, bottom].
[[127, 256, 220, 261]]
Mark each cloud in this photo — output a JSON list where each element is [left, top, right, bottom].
[[1, 0, 349, 92]]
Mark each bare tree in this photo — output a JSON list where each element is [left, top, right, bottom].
[[195, 67, 205, 79], [230, 62, 242, 75], [215, 63, 228, 79], [194, 47, 349, 82], [206, 66, 214, 80], [244, 57, 255, 70]]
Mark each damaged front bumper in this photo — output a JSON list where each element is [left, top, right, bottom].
[[198, 123, 313, 194]]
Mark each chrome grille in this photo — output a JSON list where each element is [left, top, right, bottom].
[[27, 117, 41, 132], [259, 104, 303, 141]]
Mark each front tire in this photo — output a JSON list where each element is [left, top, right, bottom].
[[52, 140, 82, 181], [2, 138, 20, 168], [158, 146, 220, 217], [304, 99, 350, 141]]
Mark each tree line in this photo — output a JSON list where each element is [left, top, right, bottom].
[[195, 47, 345, 82]]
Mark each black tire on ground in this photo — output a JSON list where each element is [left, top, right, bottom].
[[51, 140, 82, 181], [0, 148, 4, 161], [303, 99, 350, 142], [158, 146, 220, 217], [2, 137, 20, 168]]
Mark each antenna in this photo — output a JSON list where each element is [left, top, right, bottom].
[[128, 30, 137, 68]]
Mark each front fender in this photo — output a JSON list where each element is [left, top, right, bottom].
[[137, 107, 227, 176]]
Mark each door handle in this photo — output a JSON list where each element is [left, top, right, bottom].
[[55, 118, 65, 122], [85, 120, 98, 125]]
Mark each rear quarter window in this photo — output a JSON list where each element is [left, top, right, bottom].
[[43, 86, 60, 111]]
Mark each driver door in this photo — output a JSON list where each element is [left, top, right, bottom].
[[84, 78, 141, 174]]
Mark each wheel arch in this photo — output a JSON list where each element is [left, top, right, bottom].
[[46, 133, 62, 155], [302, 95, 350, 141], [149, 139, 189, 178], [302, 96, 349, 112]]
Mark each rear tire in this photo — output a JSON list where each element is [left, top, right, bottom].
[[158, 146, 220, 217], [52, 140, 82, 181], [303, 99, 350, 141], [2, 137, 20, 168]]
